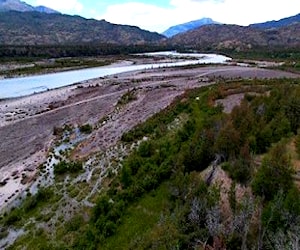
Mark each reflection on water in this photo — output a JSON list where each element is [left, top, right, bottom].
[[0, 52, 231, 98]]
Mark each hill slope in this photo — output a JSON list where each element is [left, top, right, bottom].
[[168, 23, 300, 51], [162, 17, 219, 37], [0, 11, 165, 45], [250, 13, 300, 29]]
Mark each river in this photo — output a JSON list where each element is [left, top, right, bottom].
[[0, 52, 231, 98]]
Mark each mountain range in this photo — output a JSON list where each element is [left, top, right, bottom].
[[0, 11, 164, 45], [163, 13, 300, 37], [250, 13, 300, 29], [0, 0, 299, 50], [0, 0, 58, 13], [165, 12, 300, 51], [168, 22, 300, 51]]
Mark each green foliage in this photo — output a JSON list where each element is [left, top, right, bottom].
[[79, 124, 93, 134], [182, 129, 214, 172], [214, 120, 241, 160], [0, 43, 170, 60], [95, 81, 300, 248], [54, 161, 83, 175], [0, 229, 9, 240], [2, 187, 54, 227], [53, 126, 64, 136], [229, 181, 237, 214], [284, 91, 300, 134], [7, 79, 300, 249], [252, 142, 293, 201], [284, 186, 300, 216], [225, 48, 300, 61], [222, 143, 253, 184], [23, 188, 54, 212], [64, 215, 85, 233], [261, 187, 300, 239], [101, 183, 175, 249], [121, 94, 191, 142], [92, 196, 126, 239], [296, 132, 300, 158], [117, 90, 137, 106], [3, 208, 22, 226]]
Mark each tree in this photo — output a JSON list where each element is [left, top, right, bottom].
[[252, 142, 293, 201], [214, 120, 241, 160]]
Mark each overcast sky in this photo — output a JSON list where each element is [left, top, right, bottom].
[[24, 0, 300, 33]]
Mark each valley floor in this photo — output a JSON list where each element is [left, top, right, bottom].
[[0, 64, 299, 212]]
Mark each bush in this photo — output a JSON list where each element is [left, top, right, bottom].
[[23, 188, 53, 212], [79, 124, 93, 134], [252, 142, 293, 201], [53, 126, 63, 136], [296, 132, 300, 158], [54, 161, 83, 175], [3, 208, 22, 226], [117, 90, 137, 106], [65, 215, 84, 232]]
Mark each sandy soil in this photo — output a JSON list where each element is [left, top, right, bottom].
[[0, 64, 299, 211]]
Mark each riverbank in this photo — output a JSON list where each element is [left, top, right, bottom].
[[0, 53, 201, 80], [0, 64, 299, 213], [0, 53, 231, 98]]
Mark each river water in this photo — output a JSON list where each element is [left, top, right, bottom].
[[0, 52, 231, 98]]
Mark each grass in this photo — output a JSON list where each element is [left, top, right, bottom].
[[117, 90, 137, 106], [102, 182, 170, 249]]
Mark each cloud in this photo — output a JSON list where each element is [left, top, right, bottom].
[[190, 0, 225, 3], [99, 2, 171, 32], [35, 0, 83, 13], [213, 0, 300, 25], [98, 0, 300, 33], [100, 0, 222, 32]]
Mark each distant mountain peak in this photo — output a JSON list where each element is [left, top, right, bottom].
[[0, 0, 59, 13], [162, 17, 220, 37]]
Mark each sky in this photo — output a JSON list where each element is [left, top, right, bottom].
[[24, 0, 300, 33]]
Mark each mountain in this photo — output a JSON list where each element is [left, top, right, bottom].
[[0, 0, 34, 12], [162, 18, 219, 37], [33, 5, 59, 14], [0, 11, 165, 45], [168, 23, 300, 51], [0, 0, 58, 13], [250, 13, 300, 29]]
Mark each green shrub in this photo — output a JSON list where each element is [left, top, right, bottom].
[[117, 90, 137, 106], [3, 208, 22, 226], [54, 161, 83, 175], [79, 124, 93, 134], [252, 142, 293, 201], [65, 215, 84, 232], [296, 132, 300, 158]]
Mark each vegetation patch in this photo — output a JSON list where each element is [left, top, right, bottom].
[[79, 123, 93, 134], [117, 90, 137, 106], [5, 78, 300, 249], [54, 160, 83, 175]]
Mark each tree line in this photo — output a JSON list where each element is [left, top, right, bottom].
[[0, 44, 172, 61]]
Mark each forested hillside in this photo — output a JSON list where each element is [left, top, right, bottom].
[[169, 23, 300, 51], [0, 11, 165, 45]]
